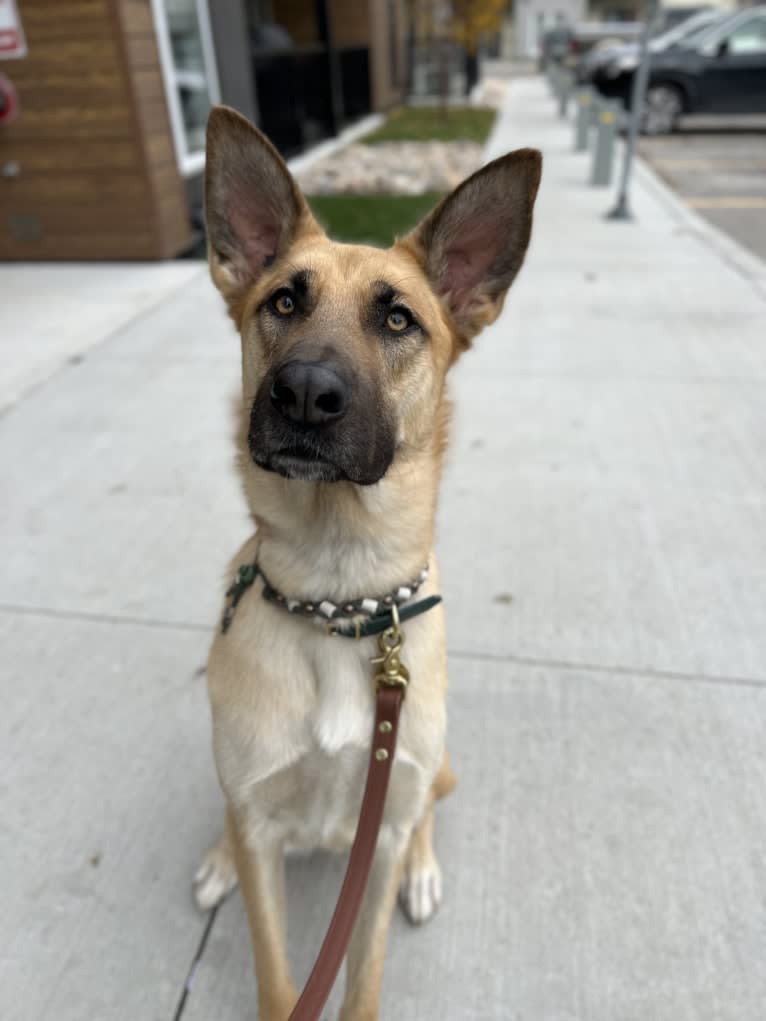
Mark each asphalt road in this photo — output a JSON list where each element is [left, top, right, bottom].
[[639, 119, 766, 262]]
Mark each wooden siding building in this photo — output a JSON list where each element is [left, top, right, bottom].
[[0, 0, 407, 261]]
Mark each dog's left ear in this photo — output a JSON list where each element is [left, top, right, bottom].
[[400, 148, 541, 348]]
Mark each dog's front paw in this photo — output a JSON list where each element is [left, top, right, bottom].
[[192, 838, 238, 911], [398, 858, 442, 925]]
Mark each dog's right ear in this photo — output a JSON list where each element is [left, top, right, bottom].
[[204, 106, 321, 312]]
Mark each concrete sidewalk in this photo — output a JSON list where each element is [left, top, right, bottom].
[[2, 75, 766, 1021]]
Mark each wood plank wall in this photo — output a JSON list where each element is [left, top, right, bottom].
[[0, 0, 192, 260], [332, 0, 370, 47]]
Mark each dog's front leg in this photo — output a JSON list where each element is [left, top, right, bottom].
[[230, 806, 297, 1020], [339, 827, 409, 1021]]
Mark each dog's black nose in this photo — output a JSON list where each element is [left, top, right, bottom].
[[270, 361, 349, 427]]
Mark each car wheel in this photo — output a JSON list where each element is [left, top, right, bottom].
[[642, 83, 683, 135]]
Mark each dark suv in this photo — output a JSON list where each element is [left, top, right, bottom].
[[591, 6, 766, 133]]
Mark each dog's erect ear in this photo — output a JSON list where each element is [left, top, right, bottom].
[[401, 148, 541, 348], [205, 106, 321, 309]]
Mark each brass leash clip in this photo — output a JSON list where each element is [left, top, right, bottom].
[[370, 603, 409, 695]]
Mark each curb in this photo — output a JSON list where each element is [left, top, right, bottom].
[[287, 114, 384, 177], [633, 153, 766, 301]]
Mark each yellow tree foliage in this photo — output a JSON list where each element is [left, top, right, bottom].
[[450, 0, 508, 54]]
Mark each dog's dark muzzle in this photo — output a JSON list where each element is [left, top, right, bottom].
[[248, 357, 396, 486]]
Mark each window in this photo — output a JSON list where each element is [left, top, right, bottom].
[[726, 17, 766, 56], [151, 0, 221, 176]]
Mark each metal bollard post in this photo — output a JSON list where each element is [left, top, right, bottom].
[[591, 99, 621, 186], [558, 69, 572, 117], [607, 0, 659, 219], [590, 93, 603, 127], [548, 62, 560, 98], [574, 87, 593, 151]]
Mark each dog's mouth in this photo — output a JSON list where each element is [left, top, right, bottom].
[[262, 447, 346, 483]]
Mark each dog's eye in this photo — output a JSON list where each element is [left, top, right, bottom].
[[272, 291, 295, 316], [386, 308, 411, 333]]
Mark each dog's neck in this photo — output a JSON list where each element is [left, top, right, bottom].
[[243, 441, 443, 603]]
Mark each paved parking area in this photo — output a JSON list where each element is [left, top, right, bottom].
[[640, 124, 766, 261]]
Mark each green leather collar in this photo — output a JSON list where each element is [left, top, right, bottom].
[[221, 562, 442, 638], [326, 595, 443, 638]]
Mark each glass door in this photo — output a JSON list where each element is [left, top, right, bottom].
[[150, 0, 220, 175]]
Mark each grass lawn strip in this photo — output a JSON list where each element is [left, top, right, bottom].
[[362, 106, 496, 145], [307, 192, 443, 247]]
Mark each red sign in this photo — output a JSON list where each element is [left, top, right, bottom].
[[0, 0, 27, 59], [0, 71, 18, 123]]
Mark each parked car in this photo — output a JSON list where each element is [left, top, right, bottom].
[[662, 4, 714, 30], [577, 8, 724, 83], [569, 21, 643, 66], [591, 6, 766, 133], [540, 21, 644, 71]]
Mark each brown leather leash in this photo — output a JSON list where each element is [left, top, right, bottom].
[[288, 606, 410, 1021], [288, 685, 403, 1019]]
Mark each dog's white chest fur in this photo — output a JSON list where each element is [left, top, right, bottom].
[[311, 637, 375, 754], [291, 647, 379, 849], [211, 601, 440, 853]]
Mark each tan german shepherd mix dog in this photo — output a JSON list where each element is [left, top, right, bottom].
[[193, 106, 541, 1020]]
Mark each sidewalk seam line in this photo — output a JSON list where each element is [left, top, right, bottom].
[[4, 603, 764, 691], [447, 647, 766, 690], [0, 602, 213, 633], [171, 906, 219, 1021]]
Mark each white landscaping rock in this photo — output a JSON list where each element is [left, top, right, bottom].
[[295, 141, 483, 196]]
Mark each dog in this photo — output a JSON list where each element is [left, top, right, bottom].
[[192, 105, 541, 1020]]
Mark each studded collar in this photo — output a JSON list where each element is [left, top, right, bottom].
[[221, 560, 441, 638]]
